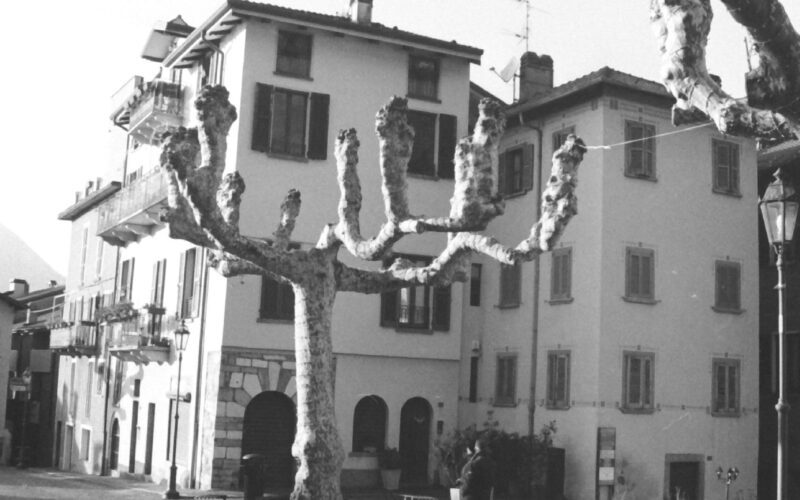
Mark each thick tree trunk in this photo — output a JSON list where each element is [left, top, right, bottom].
[[290, 252, 344, 500]]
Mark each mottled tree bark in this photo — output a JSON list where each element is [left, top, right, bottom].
[[160, 86, 586, 500], [650, 0, 800, 143]]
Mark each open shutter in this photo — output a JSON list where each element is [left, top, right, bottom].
[[191, 248, 203, 317], [407, 110, 437, 175], [437, 114, 457, 179], [380, 291, 398, 326], [522, 143, 535, 191], [252, 83, 273, 152], [731, 143, 740, 192], [307, 92, 330, 160], [260, 277, 278, 319], [176, 252, 186, 317], [431, 285, 451, 331], [497, 152, 507, 196], [127, 258, 135, 303]]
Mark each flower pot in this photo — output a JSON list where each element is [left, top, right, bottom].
[[381, 468, 401, 490]]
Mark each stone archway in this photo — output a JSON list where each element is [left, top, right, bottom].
[[242, 391, 297, 488]]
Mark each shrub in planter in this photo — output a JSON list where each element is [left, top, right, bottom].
[[378, 448, 401, 470]]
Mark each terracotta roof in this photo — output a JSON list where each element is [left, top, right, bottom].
[[164, 0, 482, 68], [508, 66, 672, 116], [58, 181, 122, 221]]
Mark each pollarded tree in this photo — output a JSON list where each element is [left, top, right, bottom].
[[159, 87, 585, 500], [651, 0, 799, 143]]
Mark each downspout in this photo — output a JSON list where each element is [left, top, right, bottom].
[[201, 31, 224, 86], [190, 247, 210, 488], [519, 113, 544, 439]]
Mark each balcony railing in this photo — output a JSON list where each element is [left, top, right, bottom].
[[128, 80, 183, 146], [97, 168, 168, 246], [107, 308, 175, 365], [50, 320, 99, 356]]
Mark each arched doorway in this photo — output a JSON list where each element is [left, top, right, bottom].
[[399, 397, 432, 485], [109, 418, 120, 471], [242, 391, 297, 489], [352, 395, 387, 452]]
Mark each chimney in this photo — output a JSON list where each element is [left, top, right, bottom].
[[349, 0, 372, 24], [519, 52, 553, 101], [8, 279, 29, 298]]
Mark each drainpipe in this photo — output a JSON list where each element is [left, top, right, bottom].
[[519, 113, 544, 439], [201, 31, 224, 86], [190, 247, 210, 488]]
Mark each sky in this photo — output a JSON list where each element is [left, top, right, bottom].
[[2, 0, 798, 277]]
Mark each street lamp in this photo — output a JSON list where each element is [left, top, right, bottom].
[[759, 168, 799, 500], [164, 320, 190, 500], [716, 466, 740, 500]]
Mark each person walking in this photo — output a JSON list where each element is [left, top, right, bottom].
[[457, 435, 495, 500]]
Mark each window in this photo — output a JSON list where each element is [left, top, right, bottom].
[[468, 356, 479, 403], [712, 358, 740, 416], [380, 256, 451, 331], [553, 126, 575, 151], [85, 365, 93, 417], [352, 396, 387, 452], [714, 260, 741, 312], [117, 258, 135, 303], [79, 227, 89, 285], [69, 363, 77, 418], [95, 239, 105, 280], [495, 354, 517, 406], [260, 276, 295, 321], [470, 263, 482, 306], [712, 139, 740, 195], [276, 31, 312, 78], [252, 84, 329, 160], [112, 358, 124, 406], [96, 362, 105, 395], [406, 110, 457, 179], [408, 55, 439, 100], [624, 121, 656, 179], [197, 51, 222, 90], [625, 247, 655, 302], [546, 351, 570, 409], [151, 259, 167, 307], [622, 351, 654, 412], [177, 248, 203, 319], [81, 428, 91, 461], [498, 145, 534, 196], [550, 248, 572, 302], [499, 262, 521, 308]]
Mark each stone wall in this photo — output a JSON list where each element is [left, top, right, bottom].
[[211, 347, 296, 490]]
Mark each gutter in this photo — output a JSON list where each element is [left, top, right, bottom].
[[190, 247, 210, 488]]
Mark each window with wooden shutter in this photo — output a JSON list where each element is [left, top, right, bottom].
[[431, 285, 451, 331], [252, 84, 273, 152], [553, 126, 575, 152], [276, 31, 312, 78], [624, 121, 656, 180], [407, 110, 437, 176], [118, 258, 134, 304], [470, 263, 482, 306], [546, 350, 570, 409], [191, 248, 204, 317], [259, 276, 295, 321], [499, 261, 521, 308], [177, 249, 197, 319], [498, 145, 533, 196], [494, 354, 517, 406], [712, 358, 740, 416], [468, 356, 479, 403], [712, 139, 740, 195], [408, 55, 439, 100], [151, 259, 166, 307], [625, 247, 655, 303], [307, 93, 330, 160], [622, 351, 655, 412], [714, 260, 741, 312], [271, 88, 308, 157], [378, 254, 448, 331], [437, 114, 457, 179], [550, 247, 572, 302]]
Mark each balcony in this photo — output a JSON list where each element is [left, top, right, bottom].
[[97, 168, 168, 246], [107, 308, 176, 365], [112, 78, 183, 146], [50, 320, 99, 357]]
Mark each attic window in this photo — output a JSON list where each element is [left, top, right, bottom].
[[408, 55, 439, 101], [277, 31, 312, 78]]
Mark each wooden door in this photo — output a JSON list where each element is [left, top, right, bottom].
[[242, 391, 296, 489], [399, 397, 431, 485], [669, 461, 700, 500]]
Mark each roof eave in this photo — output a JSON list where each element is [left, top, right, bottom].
[[58, 182, 122, 221]]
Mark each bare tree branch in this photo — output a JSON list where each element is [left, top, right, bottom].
[[274, 189, 302, 250]]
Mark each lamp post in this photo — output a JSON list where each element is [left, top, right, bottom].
[[759, 168, 799, 500], [164, 320, 190, 500], [716, 466, 739, 500]]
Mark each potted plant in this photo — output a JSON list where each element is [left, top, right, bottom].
[[378, 448, 402, 490]]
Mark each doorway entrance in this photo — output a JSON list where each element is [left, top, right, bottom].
[[664, 454, 704, 500], [242, 391, 297, 489], [399, 397, 432, 485]]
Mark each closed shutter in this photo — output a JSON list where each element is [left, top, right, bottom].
[[151, 262, 159, 305], [497, 151, 507, 196], [191, 248, 203, 317], [307, 92, 330, 160], [522, 143, 535, 191], [176, 252, 186, 317], [730, 143, 739, 192], [260, 277, 278, 319], [407, 110, 436, 175], [380, 290, 398, 326], [431, 285, 451, 331], [127, 258, 135, 303], [437, 114, 457, 179], [252, 83, 273, 152]]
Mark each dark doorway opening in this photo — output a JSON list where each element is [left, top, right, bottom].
[[242, 391, 297, 489], [399, 397, 432, 485]]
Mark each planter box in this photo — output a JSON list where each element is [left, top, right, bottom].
[[381, 469, 401, 490]]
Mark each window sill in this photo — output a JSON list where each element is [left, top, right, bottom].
[[624, 173, 657, 182], [408, 172, 439, 181], [712, 188, 742, 198], [407, 94, 441, 104], [619, 407, 655, 415], [496, 302, 521, 310], [711, 410, 741, 418], [257, 317, 294, 324], [501, 189, 530, 200], [493, 400, 517, 408], [711, 306, 745, 315], [621, 296, 659, 305], [548, 297, 574, 305], [267, 152, 309, 163], [545, 404, 570, 410], [273, 70, 313, 81], [395, 326, 434, 334]]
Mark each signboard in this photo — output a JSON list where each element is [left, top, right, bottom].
[[9, 377, 29, 393], [597, 427, 616, 487]]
